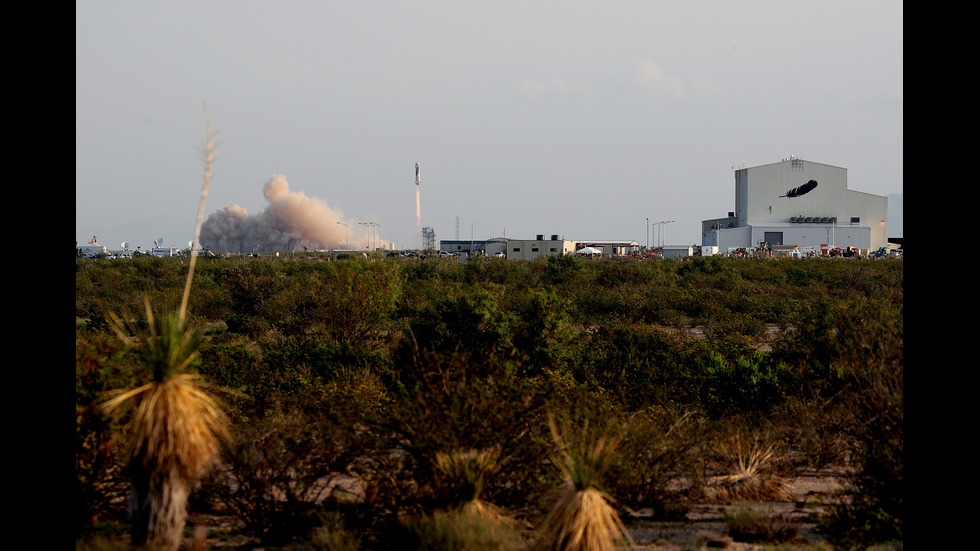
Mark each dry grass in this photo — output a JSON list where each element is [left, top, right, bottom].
[[533, 414, 635, 551], [723, 504, 800, 544], [708, 433, 791, 502], [403, 509, 528, 551], [180, 102, 217, 326], [434, 447, 509, 522]]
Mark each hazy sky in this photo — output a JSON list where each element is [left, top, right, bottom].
[[76, 1, 903, 252]]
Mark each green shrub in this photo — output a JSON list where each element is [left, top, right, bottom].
[[813, 296, 902, 549], [817, 306, 903, 549], [401, 285, 518, 363], [210, 392, 382, 544], [605, 407, 708, 509], [571, 323, 704, 411], [542, 253, 582, 285], [772, 396, 854, 470], [383, 352, 553, 510], [701, 350, 783, 417], [507, 287, 579, 374], [198, 337, 262, 390]]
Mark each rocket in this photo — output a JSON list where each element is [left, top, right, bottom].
[[415, 162, 421, 186]]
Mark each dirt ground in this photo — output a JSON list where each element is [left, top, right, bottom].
[[624, 471, 842, 550], [185, 471, 843, 550]]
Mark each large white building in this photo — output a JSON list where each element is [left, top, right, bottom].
[[702, 158, 888, 253]]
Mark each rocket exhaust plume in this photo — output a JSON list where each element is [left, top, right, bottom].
[[200, 175, 356, 253]]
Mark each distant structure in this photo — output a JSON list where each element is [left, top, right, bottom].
[[77, 237, 109, 258], [421, 226, 436, 250], [439, 234, 639, 260], [441, 238, 495, 256], [701, 157, 888, 254], [484, 235, 576, 259]]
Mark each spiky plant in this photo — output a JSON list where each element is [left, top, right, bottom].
[[434, 447, 503, 518], [99, 106, 227, 551], [534, 414, 634, 551], [709, 433, 791, 502]]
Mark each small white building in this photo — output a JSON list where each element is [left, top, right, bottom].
[[662, 245, 694, 259], [504, 235, 578, 260], [702, 158, 888, 253], [76, 243, 108, 258], [150, 247, 179, 257]]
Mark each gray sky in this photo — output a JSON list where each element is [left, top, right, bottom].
[[76, 1, 903, 252]]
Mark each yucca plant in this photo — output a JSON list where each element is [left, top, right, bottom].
[[433, 447, 502, 518], [534, 414, 634, 551], [99, 106, 228, 551], [708, 433, 790, 502]]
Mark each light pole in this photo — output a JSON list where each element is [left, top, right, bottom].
[[359, 222, 376, 252], [662, 220, 675, 248], [376, 223, 382, 252], [655, 220, 675, 248], [646, 217, 649, 251], [337, 221, 349, 254], [471, 221, 475, 255]]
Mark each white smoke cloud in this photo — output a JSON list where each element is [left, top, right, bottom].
[[201, 175, 355, 253]]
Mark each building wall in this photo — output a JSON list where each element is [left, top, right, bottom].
[[737, 160, 852, 225], [439, 239, 489, 254], [441, 238, 578, 259], [710, 227, 751, 252], [752, 224, 870, 250], [505, 238, 576, 260], [709, 223, 872, 251], [662, 245, 693, 259], [710, 158, 888, 250], [484, 240, 508, 256]]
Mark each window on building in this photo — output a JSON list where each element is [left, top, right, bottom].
[[850, 217, 861, 224], [531, 247, 539, 252], [512, 247, 520, 252]]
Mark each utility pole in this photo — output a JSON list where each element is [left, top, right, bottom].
[[337, 221, 349, 253]]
